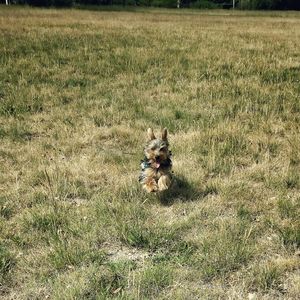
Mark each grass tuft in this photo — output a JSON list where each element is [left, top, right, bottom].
[[0, 244, 14, 284], [139, 264, 173, 298]]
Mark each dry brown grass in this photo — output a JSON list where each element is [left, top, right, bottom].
[[0, 6, 300, 299]]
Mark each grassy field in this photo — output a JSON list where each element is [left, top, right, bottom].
[[0, 6, 300, 299]]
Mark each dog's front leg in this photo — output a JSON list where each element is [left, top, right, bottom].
[[158, 175, 171, 191], [143, 178, 158, 193]]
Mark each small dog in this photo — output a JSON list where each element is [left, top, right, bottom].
[[139, 128, 173, 193]]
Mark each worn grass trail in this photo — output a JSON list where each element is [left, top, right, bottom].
[[0, 6, 300, 299]]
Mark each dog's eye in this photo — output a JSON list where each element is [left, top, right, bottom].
[[160, 147, 166, 151]]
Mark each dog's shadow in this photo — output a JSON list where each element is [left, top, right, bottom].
[[157, 175, 215, 206]]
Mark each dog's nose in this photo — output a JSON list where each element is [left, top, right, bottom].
[[155, 155, 160, 160]]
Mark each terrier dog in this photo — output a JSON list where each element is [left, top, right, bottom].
[[139, 128, 173, 193]]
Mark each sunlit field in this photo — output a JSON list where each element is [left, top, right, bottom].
[[0, 6, 299, 299]]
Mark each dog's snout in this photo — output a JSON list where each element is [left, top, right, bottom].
[[155, 155, 160, 159]]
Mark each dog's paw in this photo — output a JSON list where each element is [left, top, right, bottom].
[[158, 184, 168, 192], [151, 185, 159, 193], [143, 182, 159, 193]]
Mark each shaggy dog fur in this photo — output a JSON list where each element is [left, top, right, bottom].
[[139, 128, 173, 193]]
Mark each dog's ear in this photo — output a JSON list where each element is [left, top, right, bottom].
[[147, 128, 156, 140], [161, 128, 168, 140]]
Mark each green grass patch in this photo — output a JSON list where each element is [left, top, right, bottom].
[[139, 264, 173, 298], [0, 244, 14, 284], [192, 221, 255, 280]]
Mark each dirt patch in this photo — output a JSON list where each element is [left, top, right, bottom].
[[103, 242, 150, 263]]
